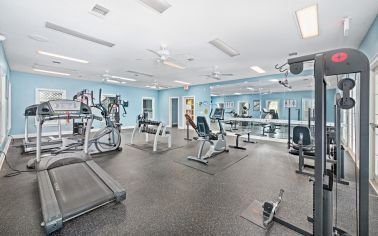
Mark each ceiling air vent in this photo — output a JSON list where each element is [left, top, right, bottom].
[[90, 4, 110, 17]]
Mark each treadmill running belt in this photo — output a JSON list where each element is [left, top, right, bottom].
[[48, 162, 114, 220]]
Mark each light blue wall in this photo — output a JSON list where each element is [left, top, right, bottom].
[[211, 89, 336, 122], [10, 71, 159, 135], [0, 42, 11, 151], [359, 15, 378, 61], [158, 84, 211, 127]]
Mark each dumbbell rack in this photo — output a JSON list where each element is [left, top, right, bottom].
[[130, 119, 171, 152]]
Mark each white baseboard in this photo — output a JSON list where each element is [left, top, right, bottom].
[[0, 136, 12, 171]]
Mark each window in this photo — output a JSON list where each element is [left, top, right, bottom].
[[142, 97, 154, 120], [35, 88, 66, 125], [266, 100, 279, 113], [302, 98, 315, 121]]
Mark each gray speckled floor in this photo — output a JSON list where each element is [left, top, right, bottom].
[[0, 128, 377, 236]]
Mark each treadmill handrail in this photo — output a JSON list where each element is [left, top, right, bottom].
[[40, 114, 102, 122]]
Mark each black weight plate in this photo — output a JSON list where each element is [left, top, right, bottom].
[[337, 78, 355, 90], [337, 97, 355, 109]]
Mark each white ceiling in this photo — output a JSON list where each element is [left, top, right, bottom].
[[210, 75, 338, 96], [0, 0, 377, 89]]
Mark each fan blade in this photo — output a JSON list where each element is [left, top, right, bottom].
[[220, 73, 233, 76], [147, 49, 161, 57], [163, 60, 186, 69], [212, 77, 221, 80]]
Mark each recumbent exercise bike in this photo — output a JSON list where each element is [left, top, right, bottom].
[[186, 108, 228, 164]]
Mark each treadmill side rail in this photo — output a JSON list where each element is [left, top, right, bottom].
[[86, 160, 126, 202], [37, 170, 63, 234]]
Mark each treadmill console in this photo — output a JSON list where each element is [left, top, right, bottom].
[[211, 108, 224, 120], [37, 100, 92, 116]]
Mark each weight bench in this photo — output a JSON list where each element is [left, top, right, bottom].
[[243, 131, 256, 144], [229, 133, 246, 150]]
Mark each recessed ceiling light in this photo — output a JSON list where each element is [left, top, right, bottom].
[[174, 80, 190, 85], [209, 39, 240, 57], [295, 4, 319, 39], [37, 50, 89, 64], [234, 92, 241, 95], [28, 34, 48, 42], [107, 79, 121, 84], [139, 0, 171, 14], [269, 79, 279, 82], [110, 75, 136, 81], [250, 66, 266, 74], [33, 68, 70, 76]]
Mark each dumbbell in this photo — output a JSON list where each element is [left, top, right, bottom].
[[336, 78, 355, 110]]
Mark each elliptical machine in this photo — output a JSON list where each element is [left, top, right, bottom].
[[186, 108, 228, 164]]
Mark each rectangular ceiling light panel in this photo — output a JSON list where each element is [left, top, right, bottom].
[[45, 22, 115, 47], [250, 66, 266, 74], [111, 75, 136, 81], [139, 0, 171, 14], [209, 39, 240, 57], [37, 50, 89, 64], [174, 80, 190, 85], [295, 4, 319, 39], [163, 60, 186, 69], [33, 68, 70, 76]]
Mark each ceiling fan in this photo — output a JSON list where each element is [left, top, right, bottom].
[[145, 44, 186, 69], [278, 78, 292, 89], [146, 79, 169, 89], [202, 66, 233, 80]]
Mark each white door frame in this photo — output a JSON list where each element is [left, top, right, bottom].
[[168, 96, 179, 127], [182, 95, 195, 129], [237, 101, 247, 115], [141, 97, 155, 120], [369, 54, 378, 182]]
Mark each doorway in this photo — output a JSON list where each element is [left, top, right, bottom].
[[169, 97, 179, 127], [182, 96, 195, 129]]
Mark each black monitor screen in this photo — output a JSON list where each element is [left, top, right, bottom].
[[212, 108, 224, 120]]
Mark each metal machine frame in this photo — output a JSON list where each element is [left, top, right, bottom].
[[23, 104, 62, 153], [34, 100, 126, 234], [250, 48, 369, 236]]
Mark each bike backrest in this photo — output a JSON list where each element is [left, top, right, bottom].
[[292, 126, 311, 146], [197, 116, 210, 137], [185, 114, 197, 130]]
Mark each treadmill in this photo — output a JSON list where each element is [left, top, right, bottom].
[[34, 100, 126, 234], [23, 104, 62, 153]]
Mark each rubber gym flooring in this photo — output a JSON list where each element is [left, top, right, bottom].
[[1, 128, 378, 235]]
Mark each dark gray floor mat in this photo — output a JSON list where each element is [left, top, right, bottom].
[[126, 142, 184, 153], [174, 150, 248, 175]]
